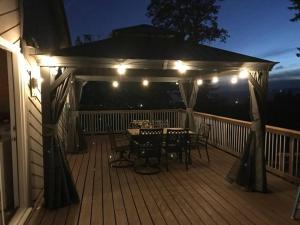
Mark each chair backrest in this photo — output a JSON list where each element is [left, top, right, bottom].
[[166, 129, 189, 147], [198, 124, 211, 140], [138, 128, 163, 148], [153, 120, 169, 128]]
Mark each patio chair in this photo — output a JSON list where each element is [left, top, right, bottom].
[[164, 129, 190, 171], [153, 120, 169, 128], [190, 123, 211, 162], [109, 132, 134, 168], [133, 128, 163, 174]]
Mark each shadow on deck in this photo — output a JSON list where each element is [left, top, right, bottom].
[[26, 135, 299, 225]]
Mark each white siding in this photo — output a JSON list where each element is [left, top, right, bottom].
[[23, 57, 44, 204], [0, 0, 20, 44]]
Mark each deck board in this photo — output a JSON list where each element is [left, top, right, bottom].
[[26, 135, 300, 225]]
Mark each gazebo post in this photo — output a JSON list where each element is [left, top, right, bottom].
[[40, 67, 52, 207], [67, 76, 87, 153], [178, 79, 199, 131], [226, 70, 269, 192]]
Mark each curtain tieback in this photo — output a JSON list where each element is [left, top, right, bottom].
[[43, 124, 58, 136], [186, 108, 193, 113], [250, 119, 262, 131]]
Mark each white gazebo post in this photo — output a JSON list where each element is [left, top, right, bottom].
[[178, 79, 199, 131]]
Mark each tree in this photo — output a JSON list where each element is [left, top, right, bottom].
[[289, 0, 300, 57], [289, 0, 300, 22], [146, 0, 229, 43], [74, 36, 83, 46]]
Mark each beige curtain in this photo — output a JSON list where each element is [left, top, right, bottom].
[[178, 80, 199, 131], [226, 70, 268, 192], [43, 75, 79, 209]]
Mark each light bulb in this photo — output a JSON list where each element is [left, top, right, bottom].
[[197, 79, 203, 86], [231, 76, 238, 84], [239, 69, 248, 79], [212, 76, 219, 84], [116, 64, 127, 75], [112, 81, 119, 88], [174, 60, 188, 74], [142, 79, 149, 87]]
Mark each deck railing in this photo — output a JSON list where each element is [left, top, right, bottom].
[[193, 111, 300, 183], [78, 109, 184, 134], [77, 109, 300, 182]]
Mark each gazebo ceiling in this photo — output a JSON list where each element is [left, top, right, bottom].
[[36, 24, 277, 82]]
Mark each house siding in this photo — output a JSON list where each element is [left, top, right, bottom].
[[23, 56, 44, 204], [0, 0, 20, 44], [1, 0, 45, 207]]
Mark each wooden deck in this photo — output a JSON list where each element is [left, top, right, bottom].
[[26, 135, 300, 225]]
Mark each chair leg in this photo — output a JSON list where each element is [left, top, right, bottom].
[[185, 148, 189, 170], [188, 146, 192, 164], [197, 145, 202, 159], [205, 143, 210, 162], [166, 152, 169, 171]]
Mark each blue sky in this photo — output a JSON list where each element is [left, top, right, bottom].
[[65, 0, 300, 79]]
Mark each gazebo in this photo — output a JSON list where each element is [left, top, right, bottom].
[[36, 24, 277, 208]]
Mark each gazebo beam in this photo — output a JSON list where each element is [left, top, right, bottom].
[[75, 75, 183, 82], [36, 55, 275, 72]]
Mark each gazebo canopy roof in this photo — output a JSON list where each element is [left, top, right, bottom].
[[52, 24, 273, 63], [37, 24, 277, 82]]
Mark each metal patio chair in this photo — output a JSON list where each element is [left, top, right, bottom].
[[164, 129, 190, 171], [133, 128, 163, 175], [190, 123, 211, 162], [109, 131, 134, 168]]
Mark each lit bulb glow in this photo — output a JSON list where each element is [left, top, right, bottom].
[[197, 79, 203, 86], [142, 79, 149, 87], [231, 76, 238, 84], [174, 60, 188, 74], [50, 67, 59, 76], [41, 56, 57, 66], [212, 76, 219, 84], [112, 81, 119, 88], [239, 69, 248, 79], [116, 64, 128, 75], [38, 78, 44, 86]]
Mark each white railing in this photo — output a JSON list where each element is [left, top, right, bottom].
[[78, 109, 184, 134], [77, 109, 300, 182], [193, 111, 300, 183]]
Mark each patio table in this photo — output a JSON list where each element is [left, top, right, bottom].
[[127, 128, 195, 173]]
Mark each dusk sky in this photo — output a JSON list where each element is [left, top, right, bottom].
[[65, 0, 300, 79]]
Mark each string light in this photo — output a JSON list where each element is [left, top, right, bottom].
[[112, 81, 119, 88], [41, 56, 57, 66], [231, 76, 238, 84], [142, 79, 149, 87], [212, 76, 219, 84], [239, 69, 248, 79], [49, 67, 59, 76], [116, 64, 128, 75], [174, 60, 188, 74], [197, 79, 203, 86]]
